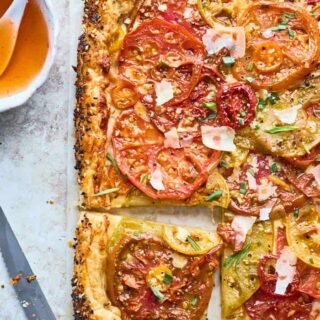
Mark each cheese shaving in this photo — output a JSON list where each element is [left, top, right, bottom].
[[150, 167, 165, 191], [155, 80, 174, 106], [231, 216, 257, 249]]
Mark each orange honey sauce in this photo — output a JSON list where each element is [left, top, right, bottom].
[[0, 0, 49, 97]]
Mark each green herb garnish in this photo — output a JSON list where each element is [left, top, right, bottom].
[[158, 61, 168, 71], [270, 25, 287, 32], [258, 98, 267, 110], [288, 28, 295, 39], [268, 92, 279, 105], [270, 163, 278, 173], [140, 173, 150, 183], [206, 190, 223, 201], [316, 155, 320, 161], [220, 161, 229, 168], [265, 125, 298, 134], [186, 236, 201, 251], [243, 75, 255, 83], [202, 101, 217, 111], [223, 56, 235, 67], [93, 187, 120, 197], [294, 208, 299, 218], [223, 243, 251, 270], [238, 118, 245, 125], [247, 168, 255, 177], [107, 153, 121, 177], [246, 62, 254, 72], [239, 181, 247, 195], [191, 297, 198, 306], [151, 287, 164, 300], [309, 258, 315, 265], [199, 113, 217, 122], [163, 273, 173, 284]]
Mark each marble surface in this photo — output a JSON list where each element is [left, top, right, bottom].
[[0, 1, 70, 319]]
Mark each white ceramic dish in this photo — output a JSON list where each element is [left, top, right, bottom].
[[0, 0, 58, 113]]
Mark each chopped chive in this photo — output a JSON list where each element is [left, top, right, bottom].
[[191, 297, 198, 306], [265, 125, 298, 134], [281, 17, 289, 25], [270, 163, 278, 173], [316, 155, 320, 161], [258, 98, 267, 110], [133, 231, 141, 237], [158, 61, 168, 71], [283, 12, 295, 19], [294, 208, 299, 218], [309, 258, 315, 265], [222, 56, 235, 67], [238, 118, 245, 125], [199, 113, 217, 122], [151, 287, 164, 300], [254, 124, 260, 130], [246, 62, 254, 72], [163, 273, 173, 284], [270, 25, 287, 32], [140, 173, 150, 183], [288, 28, 295, 39], [268, 92, 279, 105], [107, 153, 121, 176], [93, 187, 120, 196], [206, 190, 223, 201], [247, 168, 255, 177], [239, 182, 247, 195], [223, 243, 251, 269], [240, 111, 247, 117], [243, 75, 255, 83], [202, 101, 217, 111], [186, 236, 201, 251], [220, 161, 229, 168], [256, 241, 262, 247]]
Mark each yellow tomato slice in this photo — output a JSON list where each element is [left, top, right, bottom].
[[163, 225, 221, 256], [111, 82, 139, 109], [286, 204, 320, 268], [146, 266, 173, 292]]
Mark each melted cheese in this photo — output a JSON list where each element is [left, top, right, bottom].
[[155, 80, 174, 106], [231, 216, 257, 249], [275, 246, 297, 295], [150, 168, 165, 191], [201, 125, 236, 152], [202, 26, 246, 58], [164, 127, 180, 149]]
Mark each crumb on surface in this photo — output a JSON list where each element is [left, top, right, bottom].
[[26, 275, 37, 283], [10, 274, 22, 286]]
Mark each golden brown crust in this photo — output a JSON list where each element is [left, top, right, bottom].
[[72, 213, 122, 320], [75, 0, 135, 210]]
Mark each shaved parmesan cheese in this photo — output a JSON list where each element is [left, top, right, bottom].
[[275, 246, 297, 295], [311, 164, 320, 186], [231, 216, 257, 249], [311, 300, 320, 319], [164, 127, 180, 149], [172, 252, 188, 269], [262, 29, 274, 39], [274, 105, 301, 124], [202, 26, 246, 58], [257, 181, 277, 201], [184, 7, 193, 19], [246, 171, 257, 190], [259, 207, 272, 221], [150, 168, 165, 191], [180, 135, 193, 147], [158, 4, 167, 11], [155, 80, 174, 106], [201, 126, 236, 152]]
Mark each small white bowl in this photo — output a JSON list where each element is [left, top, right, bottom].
[[0, 0, 58, 112]]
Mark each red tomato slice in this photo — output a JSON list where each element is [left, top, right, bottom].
[[283, 164, 320, 198], [112, 109, 220, 200], [148, 65, 223, 133], [297, 261, 320, 299], [216, 82, 257, 129], [244, 289, 313, 320], [258, 255, 300, 297], [119, 18, 205, 110], [284, 144, 320, 169]]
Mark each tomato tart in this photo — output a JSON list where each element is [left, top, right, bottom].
[[72, 213, 222, 320], [75, 0, 320, 318]]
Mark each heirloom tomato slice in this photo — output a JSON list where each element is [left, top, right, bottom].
[[119, 18, 205, 110], [227, 153, 305, 216], [112, 109, 220, 200], [163, 225, 222, 255], [244, 289, 313, 320], [233, 2, 320, 91], [297, 262, 320, 299], [216, 82, 257, 129], [107, 233, 221, 320], [286, 204, 320, 268], [284, 144, 320, 169]]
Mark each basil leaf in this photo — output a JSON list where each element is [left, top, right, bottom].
[[186, 236, 201, 251], [265, 126, 298, 134], [93, 187, 120, 196]]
